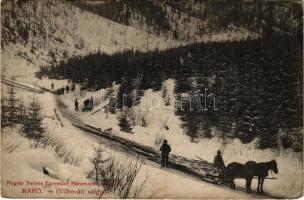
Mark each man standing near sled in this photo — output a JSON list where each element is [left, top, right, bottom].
[[160, 139, 171, 167], [214, 150, 225, 171]]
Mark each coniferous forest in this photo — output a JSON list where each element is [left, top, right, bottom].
[[69, 0, 302, 41], [39, 36, 303, 151]]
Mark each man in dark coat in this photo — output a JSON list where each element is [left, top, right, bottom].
[[160, 139, 171, 167], [84, 99, 90, 111], [51, 82, 54, 90], [75, 98, 79, 111], [66, 85, 70, 93], [214, 150, 225, 171], [90, 96, 94, 109]]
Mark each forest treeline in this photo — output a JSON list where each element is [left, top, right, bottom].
[[69, 0, 302, 40], [166, 0, 302, 37], [39, 37, 303, 151]]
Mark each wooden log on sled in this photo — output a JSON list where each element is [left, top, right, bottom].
[[54, 109, 64, 127], [72, 123, 220, 184]]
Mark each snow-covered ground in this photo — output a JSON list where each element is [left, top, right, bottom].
[[1, 0, 302, 198], [2, 49, 302, 199], [2, 84, 291, 198], [49, 77, 302, 198]]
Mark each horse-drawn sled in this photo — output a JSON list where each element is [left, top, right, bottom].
[[201, 157, 278, 194], [72, 122, 278, 195]]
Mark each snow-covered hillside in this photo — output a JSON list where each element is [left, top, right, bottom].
[[1, 0, 183, 80], [72, 0, 261, 43], [1, 0, 302, 199], [1, 82, 283, 198], [56, 79, 302, 198]]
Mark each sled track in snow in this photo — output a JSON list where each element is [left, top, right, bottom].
[[70, 122, 283, 199], [1, 78, 44, 93], [71, 122, 220, 182], [49, 88, 282, 199], [0, 79, 283, 198]]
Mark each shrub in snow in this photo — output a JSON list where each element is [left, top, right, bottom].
[[118, 113, 133, 133], [88, 141, 147, 198], [33, 132, 80, 166]]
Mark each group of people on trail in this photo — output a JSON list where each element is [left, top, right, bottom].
[[51, 82, 76, 95], [83, 97, 94, 111], [159, 139, 225, 170], [74, 97, 94, 112]]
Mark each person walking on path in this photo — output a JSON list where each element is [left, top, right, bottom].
[[75, 98, 79, 111], [66, 85, 70, 93], [160, 139, 171, 167]]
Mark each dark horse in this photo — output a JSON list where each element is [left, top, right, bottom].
[[221, 160, 278, 193]]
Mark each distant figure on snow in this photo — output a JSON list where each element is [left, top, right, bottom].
[[214, 150, 225, 171], [160, 139, 171, 167], [71, 83, 75, 92], [51, 82, 54, 90], [90, 96, 94, 109], [75, 98, 79, 111], [83, 98, 91, 111], [66, 85, 70, 93]]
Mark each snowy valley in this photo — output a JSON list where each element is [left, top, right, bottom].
[[1, 0, 303, 199]]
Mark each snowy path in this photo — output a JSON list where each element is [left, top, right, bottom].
[[2, 77, 288, 198], [1, 78, 44, 94], [1, 78, 286, 198], [51, 91, 282, 199]]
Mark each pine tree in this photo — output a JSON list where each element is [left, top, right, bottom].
[[150, 64, 162, 91], [23, 97, 45, 139], [1, 98, 9, 127], [118, 112, 132, 133], [5, 85, 20, 127], [175, 58, 193, 93], [88, 139, 107, 184], [17, 98, 27, 124], [117, 76, 134, 109]]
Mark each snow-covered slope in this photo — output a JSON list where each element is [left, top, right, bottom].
[[57, 79, 302, 198], [1, 0, 183, 81], [1, 84, 278, 198], [72, 0, 260, 43], [1, 0, 302, 199]]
